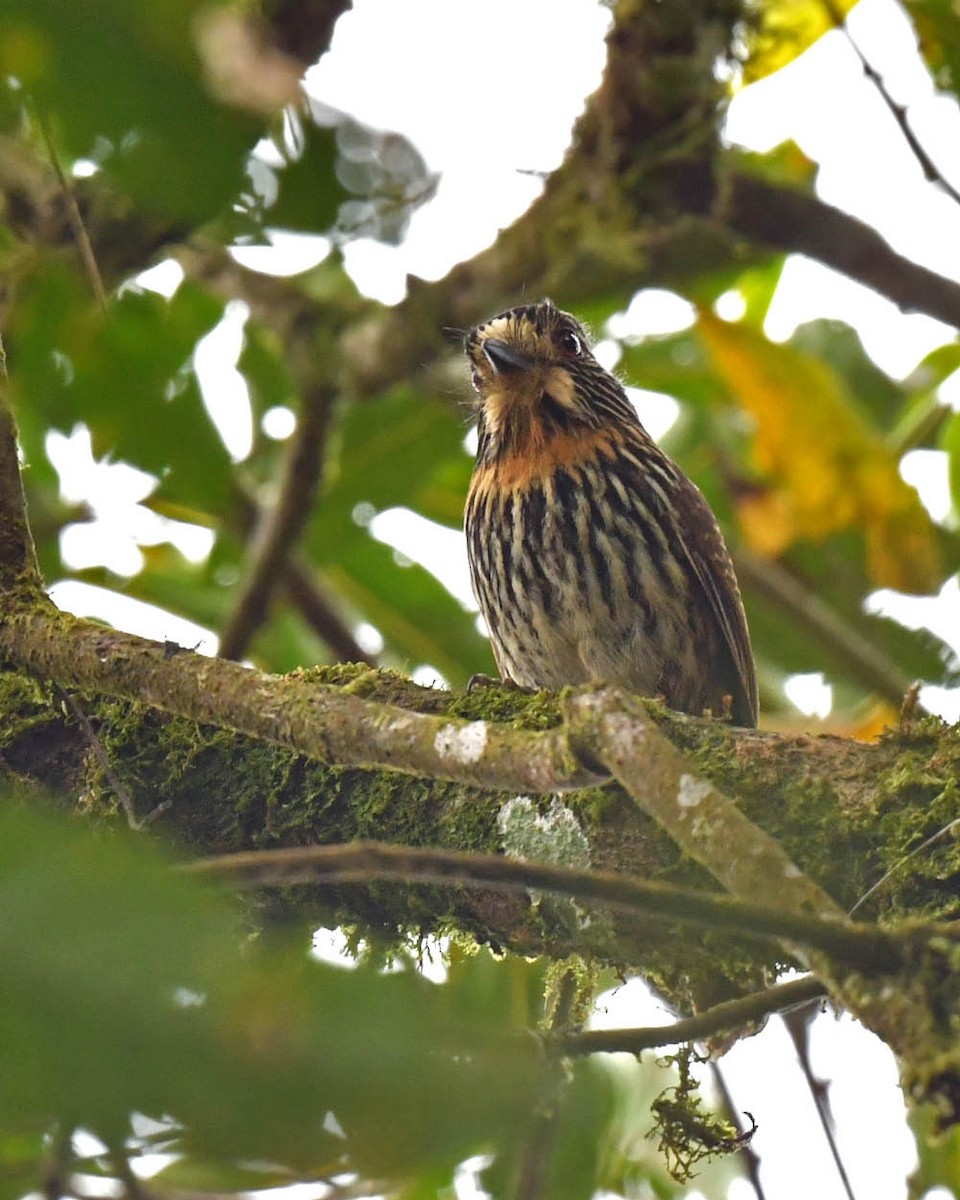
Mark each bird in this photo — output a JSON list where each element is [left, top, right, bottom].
[[463, 299, 757, 727]]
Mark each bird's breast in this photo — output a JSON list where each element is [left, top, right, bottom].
[[465, 437, 692, 692]]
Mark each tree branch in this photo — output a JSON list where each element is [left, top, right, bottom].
[[0, 379, 41, 592], [184, 842, 902, 970], [283, 558, 376, 665], [723, 171, 960, 329], [565, 688, 843, 921], [560, 976, 826, 1056], [0, 607, 601, 792], [220, 384, 338, 660]]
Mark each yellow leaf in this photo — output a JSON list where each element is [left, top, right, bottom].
[[740, 0, 856, 84], [698, 310, 940, 593]]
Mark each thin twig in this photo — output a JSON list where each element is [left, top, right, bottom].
[[55, 684, 138, 829], [825, 0, 960, 210], [220, 385, 338, 661], [183, 841, 902, 971], [561, 976, 826, 1056], [709, 1061, 768, 1200], [849, 816, 960, 917], [35, 107, 107, 311], [782, 1003, 858, 1200]]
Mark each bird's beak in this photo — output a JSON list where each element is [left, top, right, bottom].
[[482, 338, 532, 375]]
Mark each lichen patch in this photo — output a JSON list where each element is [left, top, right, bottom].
[[497, 795, 591, 869], [433, 720, 488, 764], [677, 773, 711, 809]]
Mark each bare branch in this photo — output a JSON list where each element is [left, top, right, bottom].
[[723, 172, 960, 330], [560, 976, 826, 1056], [220, 384, 338, 660]]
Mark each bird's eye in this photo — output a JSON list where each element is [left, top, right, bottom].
[[558, 329, 582, 357]]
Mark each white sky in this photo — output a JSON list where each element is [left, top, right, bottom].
[[43, 7, 960, 1195]]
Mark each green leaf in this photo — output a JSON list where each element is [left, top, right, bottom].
[[0, 0, 258, 220], [266, 121, 347, 233], [942, 409, 960, 518], [0, 805, 551, 1182], [314, 385, 474, 532], [322, 532, 493, 683], [11, 271, 234, 515], [904, 0, 960, 98]]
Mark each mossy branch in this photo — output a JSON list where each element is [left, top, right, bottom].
[[185, 842, 902, 970]]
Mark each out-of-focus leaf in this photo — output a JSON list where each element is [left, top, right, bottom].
[[904, 0, 960, 98], [238, 322, 296, 422], [698, 310, 941, 593], [11, 272, 233, 514], [0, 0, 257, 220], [0, 805, 550, 1183], [910, 1104, 960, 1197], [788, 320, 906, 432], [266, 121, 346, 233], [316, 386, 473, 531], [0, 1131, 47, 1200], [321, 533, 492, 682], [942, 409, 960, 518], [728, 140, 816, 190], [741, 0, 856, 83], [619, 332, 730, 412]]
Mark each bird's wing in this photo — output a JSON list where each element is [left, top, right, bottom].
[[674, 476, 758, 727]]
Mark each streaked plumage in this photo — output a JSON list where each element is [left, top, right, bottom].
[[463, 299, 757, 726]]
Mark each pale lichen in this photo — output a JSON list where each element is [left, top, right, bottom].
[[433, 720, 488, 764], [677, 773, 711, 809], [497, 795, 592, 869]]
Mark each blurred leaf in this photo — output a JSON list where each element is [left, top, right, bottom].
[[322, 533, 493, 683], [788, 319, 906, 433], [942, 409, 960, 518], [619, 332, 730, 412], [11, 271, 233, 514], [239, 321, 296, 423], [741, 0, 856, 83], [266, 121, 346, 233], [0, 804, 550, 1183], [316, 386, 473, 530], [904, 0, 960, 98], [698, 310, 941, 593], [0, 0, 258, 221]]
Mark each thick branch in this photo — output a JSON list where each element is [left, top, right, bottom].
[[0, 607, 599, 792], [0, 381, 41, 592], [566, 688, 843, 920], [724, 171, 960, 329]]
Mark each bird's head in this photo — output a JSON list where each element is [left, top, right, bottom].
[[465, 299, 637, 461]]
